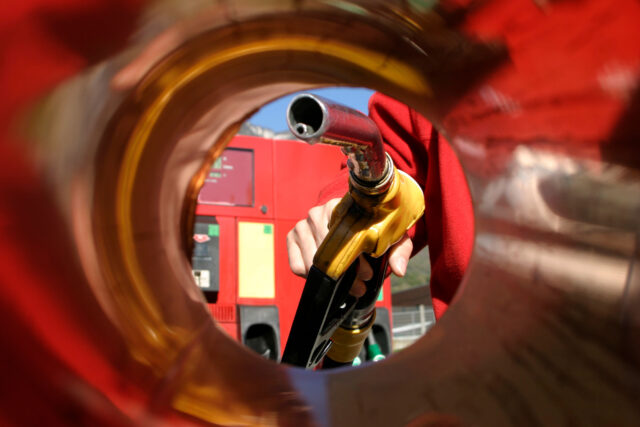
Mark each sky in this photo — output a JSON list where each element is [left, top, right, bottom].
[[247, 87, 374, 132]]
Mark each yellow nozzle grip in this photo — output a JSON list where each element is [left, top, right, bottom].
[[313, 169, 425, 280]]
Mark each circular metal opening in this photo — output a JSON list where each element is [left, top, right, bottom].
[[16, 1, 638, 425], [89, 7, 444, 424], [288, 95, 325, 137]]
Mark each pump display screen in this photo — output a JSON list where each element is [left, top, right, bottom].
[[198, 148, 254, 207]]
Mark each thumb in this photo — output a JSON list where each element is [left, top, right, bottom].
[[388, 234, 413, 277]]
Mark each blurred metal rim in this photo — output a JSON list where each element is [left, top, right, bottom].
[[8, 0, 640, 426]]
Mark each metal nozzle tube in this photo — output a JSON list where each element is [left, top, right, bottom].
[[287, 93, 391, 189]]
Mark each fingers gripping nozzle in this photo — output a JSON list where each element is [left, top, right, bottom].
[[315, 168, 424, 280]]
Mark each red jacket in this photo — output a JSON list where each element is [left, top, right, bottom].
[[318, 93, 474, 319]]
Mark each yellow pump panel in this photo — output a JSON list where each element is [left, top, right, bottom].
[[238, 222, 275, 299]]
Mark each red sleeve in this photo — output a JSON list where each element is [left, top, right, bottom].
[[372, 94, 474, 319]]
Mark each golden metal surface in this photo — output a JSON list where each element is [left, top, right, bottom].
[[314, 169, 425, 279], [3, 0, 640, 426], [326, 311, 377, 363]]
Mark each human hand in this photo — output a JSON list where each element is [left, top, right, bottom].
[[286, 198, 413, 297]]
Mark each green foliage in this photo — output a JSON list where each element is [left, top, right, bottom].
[[391, 246, 430, 293]]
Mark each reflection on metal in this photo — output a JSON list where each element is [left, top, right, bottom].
[[2, 0, 640, 426], [287, 93, 390, 185]]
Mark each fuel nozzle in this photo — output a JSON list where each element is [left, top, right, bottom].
[[287, 93, 394, 195], [282, 94, 425, 370]]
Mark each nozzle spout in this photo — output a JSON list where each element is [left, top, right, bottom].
[[287, 93, 392, 191]]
